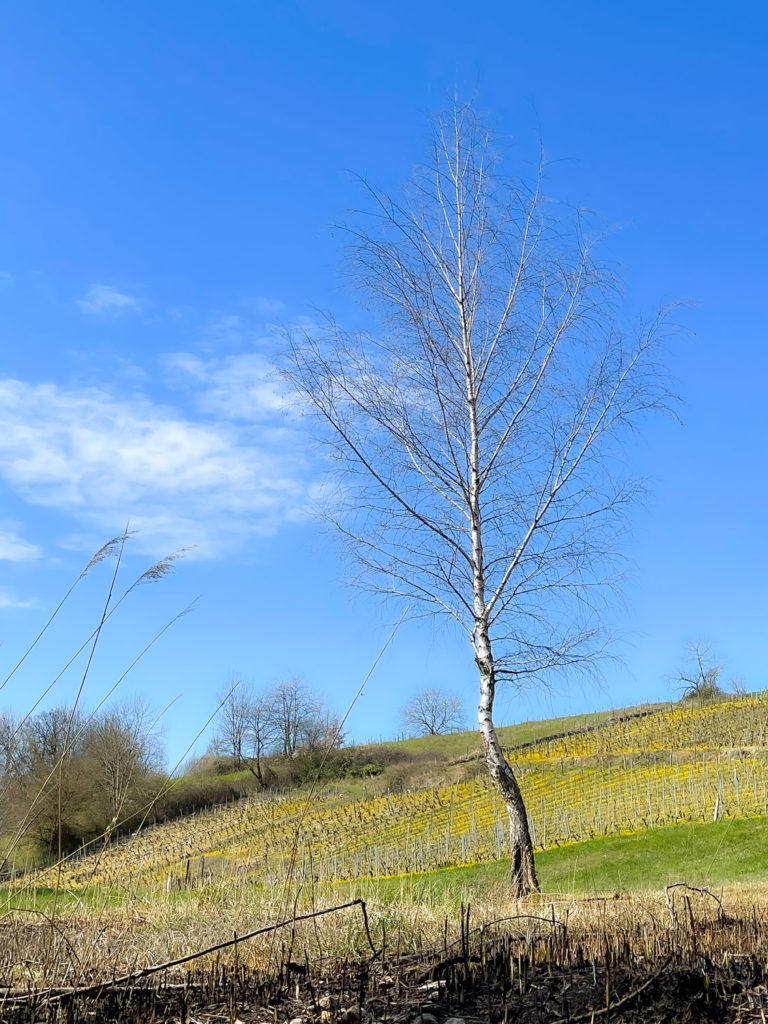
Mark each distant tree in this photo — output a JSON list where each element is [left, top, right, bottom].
[[17, 707, 86, 858], [24, 707, 77, 765], [0, 701, 164, 863], [301, 708, 348, 751], [401, 688, 465, 736], [677, 644, 726, 702], [211, 676, 342, 782], [0, 711, 25, 836], [214, 677, 254, 769], [267, 678, 322, 757], [244, 694, 277, 786], [0, 711, 24, 780], [82, 699, 163, 827]]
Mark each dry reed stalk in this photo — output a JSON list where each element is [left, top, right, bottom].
[[8, 877, 768, 991]]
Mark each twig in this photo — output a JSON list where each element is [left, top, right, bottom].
[[359, 897, 378, 955], [388, 913, 570, 981], [550, 955, 673, 1024], [665, 882, 723, 924]]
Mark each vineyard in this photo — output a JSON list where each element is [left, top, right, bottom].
[[25, 694, 768, 894]]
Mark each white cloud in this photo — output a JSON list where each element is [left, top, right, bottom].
[[0, 378, 311, 557], [0, 271, 14, 291], [77, 284, 140, 315], [0, 526, 42, 562], [163, 351, 291, 421], [0, 591, 36, 609], [249, 296, 285, 316], [200, 314, 250, 349]]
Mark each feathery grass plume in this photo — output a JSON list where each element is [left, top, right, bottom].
[[0, 530, 136, 697], [82, 530, 137, 575], [134, 547, 194, 586], [0, 535, 190, 890], [2, 546, 193, 747]]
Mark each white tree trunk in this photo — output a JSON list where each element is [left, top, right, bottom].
[[475, 618, 538, 896], [465, 294, 538, 895]]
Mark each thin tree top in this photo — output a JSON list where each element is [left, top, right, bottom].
[[283, 102, 673, 681]]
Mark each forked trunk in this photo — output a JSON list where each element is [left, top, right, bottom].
[[476, 625, 539, 897]]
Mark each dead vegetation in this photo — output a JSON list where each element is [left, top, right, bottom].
[[4, 547, 768, 1021], [4, 882, 768, 1021]]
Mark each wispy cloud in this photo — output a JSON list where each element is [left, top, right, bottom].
[[0, 590, 36, 610], [77, 284, 140, 315], [163, 351, 291, 421], [248, 296, 285, 316], [0, 526, 42, 562], [0, 271, 14, 291], [0, 377, 311, 557]]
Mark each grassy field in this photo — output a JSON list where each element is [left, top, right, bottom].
[[365, 815, 768, 898]]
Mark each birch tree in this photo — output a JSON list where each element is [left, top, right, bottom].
[[283, 103, 670, 895]]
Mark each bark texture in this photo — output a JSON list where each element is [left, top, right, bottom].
[[475, 622, 539, 895]]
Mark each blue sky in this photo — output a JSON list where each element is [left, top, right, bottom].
[[0, 2, 766, 767]]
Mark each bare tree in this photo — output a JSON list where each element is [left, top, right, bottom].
[[215, 677, 254, 769], [267, 678, 321, 757], [83, 698, 163, 825], [17, 707, 86, 857], [283, 102, 670, 895], [677, 643, 726, 703], [300, 708, 348, 752], [730, 677, 747, 697], [212, 676, 339, 782], [401, 688, 465, 736], [0, 711, 24, 837], [0, 711, 24, 780], [244, 694, 277, 786]]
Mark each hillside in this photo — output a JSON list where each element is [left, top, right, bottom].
[[27, 694, 768, 893], [11, 694, 768, 1020]]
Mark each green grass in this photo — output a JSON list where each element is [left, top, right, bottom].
[[383, 712, 612, 759], [0, 883, 129, 913], [536, 817, 768, 893], [14, 817, 768, 921], [342, 816, 768, 900], [382, 704, 669, 760]]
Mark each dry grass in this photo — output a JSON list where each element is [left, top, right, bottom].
[[7, 866, 768, 991], [8, 647, 768, 1013]]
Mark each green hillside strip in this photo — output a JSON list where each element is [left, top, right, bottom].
[[345, 817, 768, 899], [537, 817, 768, 892], [383, 705, 669, 759]]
